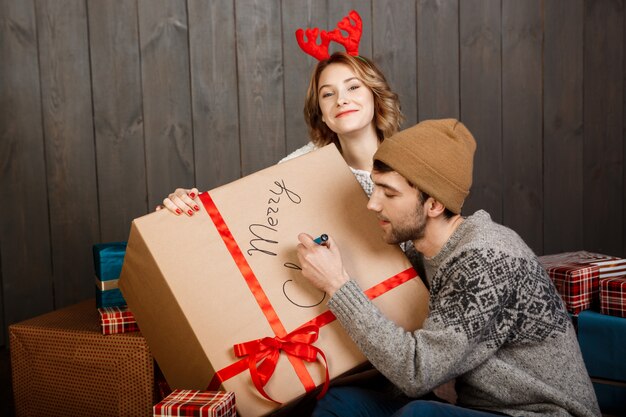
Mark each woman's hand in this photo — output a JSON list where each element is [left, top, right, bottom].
[[155, 187, 200, 216]]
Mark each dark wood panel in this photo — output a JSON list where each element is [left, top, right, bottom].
[[501, 0, 543, 253], [282, 1, 327, 155], [417, 0, 460, 121], [583, 0, 624, 257], [328, 1, 372, 58], [36, 0, 99, 307], [0, 0, 53, 342], [459, 0, 502, 221], [373, 0, 418, 127], [88, 0, 147, 241], [188, 0, 241, 190], [235, 0, 285, 175], [138, 0, 194, 208], [543, 0, 584, 255]]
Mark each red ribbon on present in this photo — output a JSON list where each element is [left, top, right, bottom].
[[199, 191, 417, 403], [233, 324, 329, 403]]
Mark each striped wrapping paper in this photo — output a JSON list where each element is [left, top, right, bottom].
[[600, 276, 626, 318], [153, 390, 236, 417], [97, 305, 139, 335]]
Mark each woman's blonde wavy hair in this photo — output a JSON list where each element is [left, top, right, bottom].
[[303, 52, 403, 147]]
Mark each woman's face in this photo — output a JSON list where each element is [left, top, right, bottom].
[[317, 63, 375, 138]]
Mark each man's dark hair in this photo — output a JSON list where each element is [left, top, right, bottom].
[[373, 160, 456, 219]]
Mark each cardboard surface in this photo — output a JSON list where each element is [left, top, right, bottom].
[[119, 145, 429, 417]]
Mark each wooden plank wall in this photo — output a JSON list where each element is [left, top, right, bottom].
[[0, 0, 624, 347]]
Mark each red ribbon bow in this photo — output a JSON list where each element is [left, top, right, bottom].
[[233, 324, 330, 404]]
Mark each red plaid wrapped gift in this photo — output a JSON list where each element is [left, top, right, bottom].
[[600, 276, 626, 318], [153, 390, 236, 417], [98, 305, 139, 335], [538, 251, 625, 315]]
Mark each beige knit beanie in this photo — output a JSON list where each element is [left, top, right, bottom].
[[373, 119, 476, 214]]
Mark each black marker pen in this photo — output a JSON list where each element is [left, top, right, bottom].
[[313, 234, 329, 245]]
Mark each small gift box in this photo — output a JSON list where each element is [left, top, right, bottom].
[[93, 242, 128, 308], [539, 251, 624, 315], [599, 276, 626, 318], [98, 305, 139, 335], [153, 390, 236, 417]]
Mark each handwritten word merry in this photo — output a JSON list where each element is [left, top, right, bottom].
[[246, 179, 301, 257]]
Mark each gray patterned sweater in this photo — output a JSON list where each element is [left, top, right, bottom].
[[329, 210, 601, 417]]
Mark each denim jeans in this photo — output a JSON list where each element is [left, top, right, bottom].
[[311, 386, 508, 417]]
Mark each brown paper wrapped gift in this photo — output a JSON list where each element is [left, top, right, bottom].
[[118, 145, 429, 417], [9, 299, 154, 417]]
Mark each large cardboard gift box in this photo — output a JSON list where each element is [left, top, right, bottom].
[[9, 299, 155, 417], [119, 145, 429, 417]]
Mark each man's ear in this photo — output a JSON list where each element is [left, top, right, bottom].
[[426, 198, 446, 218]]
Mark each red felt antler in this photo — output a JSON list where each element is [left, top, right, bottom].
[[326, 10, 362, 57], [295, 27, 332, 61], [295, 10, 363, 61]]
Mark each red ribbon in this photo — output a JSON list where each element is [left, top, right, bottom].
[[233, 324, 329, 403], [199, 191, 417, 402]]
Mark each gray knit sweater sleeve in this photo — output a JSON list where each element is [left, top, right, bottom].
[[328, 210, 601, 417]]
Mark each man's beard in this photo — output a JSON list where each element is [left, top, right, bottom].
[[384, 201, 427, 244]]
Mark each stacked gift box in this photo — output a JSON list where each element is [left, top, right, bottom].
[[539, 250, 626, 415], [94, 242, 128, 308], [93, 242, 140, 335], [153, 390, 236, 417], [538, 250, 626, 316], [9, 299, 156, 416]]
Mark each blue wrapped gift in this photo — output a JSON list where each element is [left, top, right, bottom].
[[93, 242, 128, 308], [577, 310, 626, 381]]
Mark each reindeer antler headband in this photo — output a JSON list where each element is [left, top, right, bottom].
[[295, 10, 363, 60]]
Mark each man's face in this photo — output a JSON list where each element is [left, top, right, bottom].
[[367, 170, 428, 244]]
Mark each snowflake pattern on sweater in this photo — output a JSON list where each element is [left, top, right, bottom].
[[430, 248, 569, 349]]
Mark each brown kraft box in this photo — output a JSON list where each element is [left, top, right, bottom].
[[119, 145, 429, 417], [9, 299, 155, 417]]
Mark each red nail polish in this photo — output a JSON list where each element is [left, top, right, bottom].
[[194, 205, 200, 211], [175, 208, 182, 215], [189, 192, 196, 198], [187, 210, 193, 216]]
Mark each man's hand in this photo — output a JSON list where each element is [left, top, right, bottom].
[[296, 233, 351, 297]]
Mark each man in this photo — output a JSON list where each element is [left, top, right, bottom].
[[296, 119, 600, 417]]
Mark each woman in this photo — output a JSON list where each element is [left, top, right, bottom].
[[159, 51, 400, 212]]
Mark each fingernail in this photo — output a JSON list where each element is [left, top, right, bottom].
[[189, 192, 196, 198], [194, 205, 200, 211], [187, 210, 193, 216], [175, 208, 182, 215]]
